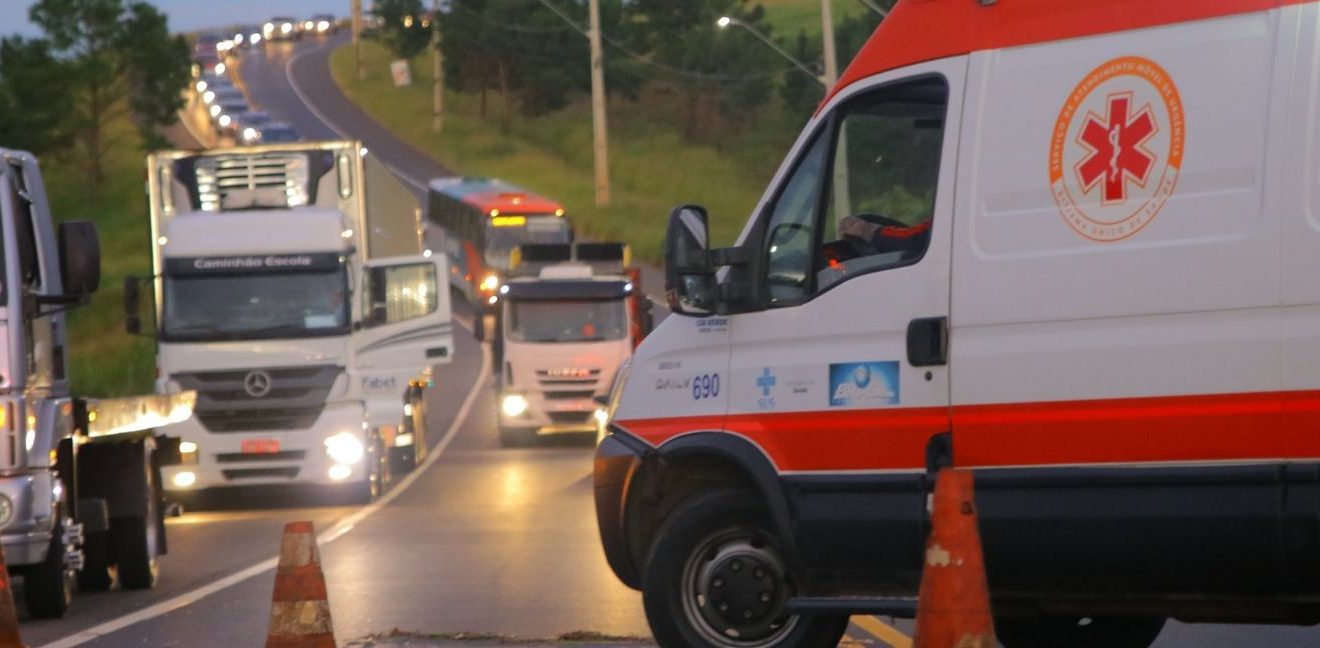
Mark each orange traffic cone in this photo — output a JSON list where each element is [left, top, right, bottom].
[[266, 521, 336, 648], [913, 469, 995, 648], [0, 545, 25, 648]]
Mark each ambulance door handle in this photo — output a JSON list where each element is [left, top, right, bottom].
[[906, 317, 948, 367]]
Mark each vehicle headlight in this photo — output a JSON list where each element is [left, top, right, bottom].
[[479, 274, 501, 293], [252, 34, 262, 44], [172, 472, 197, 488], [243, 127, 258, 141], [203, 90, 215, 103], [218, 114, 232, 127], [281, 23, 293, 33], [318, 21, 330, 31], [0, 494, 13, 529], [324, 432, 365, 465], [209, 104, 222, 117], [263, 23, 275, 34], [196, 80, 208, 92], [501, 394, 530, 418], [179, 441, 199, 454], [215, 62, 226, 75]]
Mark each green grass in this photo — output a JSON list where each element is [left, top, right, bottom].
[[759, 0, 865, 38], [43, 116, 155, 397], [330, 41, 801, 261]]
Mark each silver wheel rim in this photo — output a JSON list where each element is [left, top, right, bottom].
[[679, 526, 800, 648]]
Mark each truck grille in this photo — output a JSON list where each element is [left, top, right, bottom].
[[194, 153, 310, 211], [536, 369, 601, 390], [214, 451, 307, 463], [543, 390, 595, 401], [222, 467, 300, 481], [547, 411, 594, 426], [174, 365, 339, 434]]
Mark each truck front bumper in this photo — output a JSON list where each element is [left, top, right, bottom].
[[0, 471, 60, 567], [161, 402, 372, 492]]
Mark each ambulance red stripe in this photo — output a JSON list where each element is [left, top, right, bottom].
[[831, 0, 1312, 105], [616, 389, 1320, 473]]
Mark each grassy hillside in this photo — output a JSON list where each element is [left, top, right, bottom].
[[43, 116, 155, 397], [760, 0, 866, 36], [330, 42, 802, 261]]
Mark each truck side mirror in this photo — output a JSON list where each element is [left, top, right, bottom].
[[123, 277, 142, 335], [664, 205, 715, 315], [58, 221, 101, 297]]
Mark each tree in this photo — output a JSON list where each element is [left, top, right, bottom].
[[622, 0, 780, 139], [373, 0, 433, 60], [28, 0, 189, 188], [0, 37, 74, 153]]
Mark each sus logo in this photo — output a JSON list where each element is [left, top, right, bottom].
[[1049, 56, 1185, 242]]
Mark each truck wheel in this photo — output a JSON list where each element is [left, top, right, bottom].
[[78, 531, 113, 592], [498, 426, 535, 448], [25, 523, 73, 619], [996, 616, 1166, 648], [112, 517, 158, 590], [643, 490, 848, 648]]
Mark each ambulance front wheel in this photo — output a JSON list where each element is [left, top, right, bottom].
[[643, 489, 847, 648], [995, 615, 1165, 648]]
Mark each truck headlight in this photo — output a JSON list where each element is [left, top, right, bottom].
[[172, 472, 197, 488], [501, 394, 529, 418], [324, 432, 365, 465]]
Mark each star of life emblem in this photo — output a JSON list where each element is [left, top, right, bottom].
[[1049, 56, 1184, 242]]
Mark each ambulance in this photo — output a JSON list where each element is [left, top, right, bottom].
[[593, 2, 1320, 647]]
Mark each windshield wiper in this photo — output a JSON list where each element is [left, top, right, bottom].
[[164, 324, 243, 341], [240, 323, 320, 337]]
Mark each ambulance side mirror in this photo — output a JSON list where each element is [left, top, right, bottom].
[[664, 205, 716, 315]]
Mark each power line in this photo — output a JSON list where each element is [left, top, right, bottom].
[[530, 0, 793, 83]]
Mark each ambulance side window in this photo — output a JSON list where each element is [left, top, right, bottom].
[[816, 78, 948, 292], [762, 132, 830, 305]]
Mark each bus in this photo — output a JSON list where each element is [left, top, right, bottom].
[[425, 178, 573, 315]]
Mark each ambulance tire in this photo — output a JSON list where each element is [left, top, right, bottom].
[[643, 489, 848, 648], [996, 615, 1166, 648]]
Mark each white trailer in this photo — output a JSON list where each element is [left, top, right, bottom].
[[138, 141, 453, 501]]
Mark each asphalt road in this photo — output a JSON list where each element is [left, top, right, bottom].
[[22, 33, 1320, 648]]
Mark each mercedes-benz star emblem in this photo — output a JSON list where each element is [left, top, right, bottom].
[[244, 370, 274, 398]]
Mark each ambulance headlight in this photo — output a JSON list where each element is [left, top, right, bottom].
[[324, 432, 365, 465], [501, 394, 529, 418]]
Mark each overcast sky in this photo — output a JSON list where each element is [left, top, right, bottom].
[[1, 1, 353, 37]]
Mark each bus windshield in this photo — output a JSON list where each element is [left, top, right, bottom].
[[484, 216, 572, 269], [506, 298, 627, 343]]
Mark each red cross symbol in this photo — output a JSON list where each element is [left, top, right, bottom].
[[1076, 94, 1158, 203]]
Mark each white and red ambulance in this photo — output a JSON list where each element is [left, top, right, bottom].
[[593, 1, 1320, 647]]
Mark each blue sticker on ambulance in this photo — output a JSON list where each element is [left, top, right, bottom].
[[828, 362, 899, 407]]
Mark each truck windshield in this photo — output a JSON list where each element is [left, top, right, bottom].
[[162, 269, 350, 342], [506, 299, 627, 343], [484, 216, 572, 270]]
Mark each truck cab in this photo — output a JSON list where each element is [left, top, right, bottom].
[[495, 243, 642, 447], [142, 141, 453, 501]]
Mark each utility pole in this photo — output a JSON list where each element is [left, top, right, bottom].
[[352, 0, 365, 81], [587, 0, 611, 206], [431, 0, 444, 132], [820, 0, 839, 86]]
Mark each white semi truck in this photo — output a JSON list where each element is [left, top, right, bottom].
[[137, 140, 453, 501], [494, 243, 647, 447], [0, 148, 193, 618]]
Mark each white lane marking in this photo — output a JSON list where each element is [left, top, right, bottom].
[[36, 339, 492, 648], [284, 42, 428, 193]]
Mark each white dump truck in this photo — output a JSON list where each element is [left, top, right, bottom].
[[0, 148, 193, 618], [137, 140, 453, 501], [494, 243, 648, 447]]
